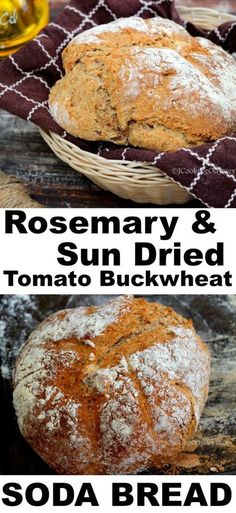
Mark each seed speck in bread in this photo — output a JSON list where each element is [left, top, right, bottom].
[[49, 16, 236, 152], [13, 296, 210, 474]]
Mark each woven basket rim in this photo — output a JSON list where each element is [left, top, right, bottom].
[[178, 4, 236, 18]]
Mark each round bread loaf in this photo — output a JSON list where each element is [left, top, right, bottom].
[[13, 296, 210, 474], [49, 16, 236, 152]]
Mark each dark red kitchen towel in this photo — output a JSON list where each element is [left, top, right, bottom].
[[0, 0, 236, 207]]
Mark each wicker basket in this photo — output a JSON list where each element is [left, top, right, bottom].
[[40, 6, 236, 205]]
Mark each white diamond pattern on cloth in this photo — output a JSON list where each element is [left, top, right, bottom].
[[0, 0, 118, 120], [212, 21, 236, 44], [182, 135, 236, 207], [1, 0, 174, 125], [0, 0, 236, 207]]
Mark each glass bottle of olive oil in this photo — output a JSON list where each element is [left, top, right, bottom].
[[0, 1, 49, 58]]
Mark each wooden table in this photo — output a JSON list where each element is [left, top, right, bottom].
[[0, 0, 235, 208]]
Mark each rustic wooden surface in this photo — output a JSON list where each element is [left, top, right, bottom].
[[0, 0, 236, 208], [0, 294, 236, 475]]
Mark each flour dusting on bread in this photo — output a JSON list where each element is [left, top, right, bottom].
[[29, 295, 132, 344], [72, 16, 187, 45], [13, 296, 210, 474], [49, 15, 236, 152]]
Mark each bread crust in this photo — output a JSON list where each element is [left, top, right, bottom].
[[49, 16, 236, 152], [13, 296, 210, 474]]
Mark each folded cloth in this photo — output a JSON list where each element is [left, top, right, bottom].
[[0, 0, 236, 208]]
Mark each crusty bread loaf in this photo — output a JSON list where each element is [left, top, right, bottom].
[[49, 16, 236, 152], [13, 296, 210, 475]]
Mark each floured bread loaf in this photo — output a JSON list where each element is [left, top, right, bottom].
[[13, 296, 210, 474], [49, 16, 236, 152]]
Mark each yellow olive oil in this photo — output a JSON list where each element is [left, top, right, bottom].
[[0, 0, 49, 58]]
